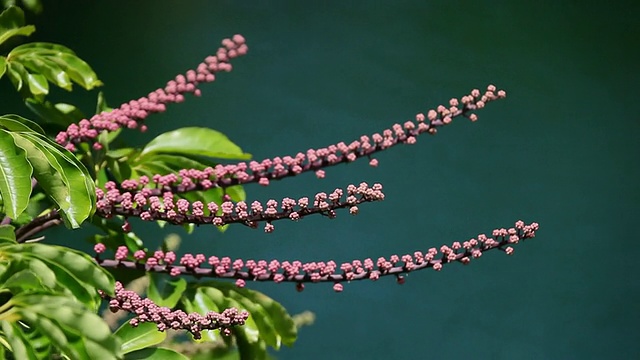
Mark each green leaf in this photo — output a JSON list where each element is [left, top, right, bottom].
[[0, 224, 16, 243], [9, 42, 103, 91], [12, 293, 121, 360], [115, 322, 166, 355], [26, 72, 48, 95], [12, 132, 95, 228], [124, 347, 189, 360], [234, 327, 268, 360], [20, 243, 114, 298], [1, 269, 47, 293], [0, 114, 45, 134], [25, 99, 85, 127], [0, 129, 33, 219], [203, 282, 297, 347], [5, 60, 22, 90], [0, 321, 38, 360], [146, 273, 186, 308], [216, 282, 296, 348], [6, 61, 28, 92], [0, 255, 57, 290], [181, 287, 222, 343], [19, 56, 72, 90], [0, 6, 35, 47], [96, 91, 112, 113], [0, 56, 6, 79], [140, 127, 251, 161]]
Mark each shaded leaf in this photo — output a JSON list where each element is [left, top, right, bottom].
[[0, 56, 6, 79], [0, 224, 16, 243], [0, 129, 33, 218], [20, 243, 114, 297], [26, 72, 48, 95], [0, 321, 37, 360], [140, 127, 251, 161], [147, 273, 186, 308], [0, 6, 35, 47], [13, 293, 121, 360], [0, 114, 45, 134], [25, 99, 85, 127], [1, 269, 46, 293], [115, 322, 166, 355], [124, 347, 189, 360]]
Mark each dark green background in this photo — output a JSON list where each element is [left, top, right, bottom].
[[1, 1, 638, 359]]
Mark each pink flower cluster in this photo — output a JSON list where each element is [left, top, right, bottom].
[[95, 85, 507, 196], [94, 221, 539, 291], [103, 281, 248, 339], [55, 34, 248, 151], [95, 181, 384, 232]]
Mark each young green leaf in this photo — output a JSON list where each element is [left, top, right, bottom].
[[146, 273, 187, 308], [139, 127, 251, 161], [25, 99, 85, 127], [115, 322, 166, 355], [0, 129, 33, 219]]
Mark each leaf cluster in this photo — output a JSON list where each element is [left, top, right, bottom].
[[0, 6, 299, 359]]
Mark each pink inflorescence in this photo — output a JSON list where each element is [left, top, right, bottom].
[[90, 85, 506, 197], [104, 281, 248, 339], [95, 221, 538, 291], [95, 181, 384, 232], [55, 34, 248, 151]]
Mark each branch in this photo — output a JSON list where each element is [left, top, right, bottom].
[[15, 209, 62, 243]]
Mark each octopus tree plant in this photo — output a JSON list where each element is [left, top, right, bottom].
[[0, 6, 538, 360]]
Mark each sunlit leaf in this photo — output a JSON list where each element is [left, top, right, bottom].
[[140, 127, 251, 160], [9, 42, 103, 91], [12, 293, 121, 360], [26, 72, 48, 95], [0, 129, 33, 218], [19, 56, 72, 90], [13, 132, 95, 228], [115, 322, 166, 355]]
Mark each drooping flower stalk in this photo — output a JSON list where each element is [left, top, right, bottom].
[[55, 35, 248, 151], [98, 181, 384, 232], [106, 85, 507, 197], [101, 281, 248, 339], [94, 221, 539, 292]]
